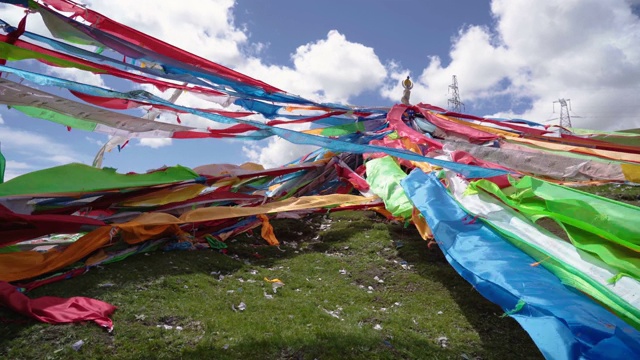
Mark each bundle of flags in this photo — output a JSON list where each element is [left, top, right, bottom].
[[1, 1, 640, 358]]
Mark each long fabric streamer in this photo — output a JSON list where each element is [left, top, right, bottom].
[[1, 2, 639, 357], [402, 170, 640, 359]]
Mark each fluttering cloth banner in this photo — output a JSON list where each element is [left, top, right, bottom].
[[402, 170, 640, 360], [0, 281, 116, 331]]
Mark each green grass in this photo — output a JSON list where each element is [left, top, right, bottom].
[[0, 211, 544, 359], [3, 183, 637, 359], [576, 183, 640, 206]]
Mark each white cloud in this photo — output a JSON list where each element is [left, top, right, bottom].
[[47, 154, 81, 164], [382, 25, 520, 108], [239, 30, 388, 103], [3, 160, 33, 180], [82, 0, 389, 164], [0, 113, 4, 125], [236, 30, 388, 164], [243, 139, 318, 169], [76, 1, 389, 165], [83, 0, 247, 67], [85, 136, 105, 146], [0, 3, 108, 96], [46, 67, 107, 88], [138, 138, 172, 148], [242, 122, 319, 169], [382, 0, 640, 131], [79, 1, 387, 105], [3, 0, 392, 168], [4, 170, 26, 182], [0, 4, 51, 37], [0, 125, 87, 167], [138, 83, 246, 130], [5, 160, 31, 169]]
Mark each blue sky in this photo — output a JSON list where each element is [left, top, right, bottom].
[[0, 0, 639, 179], [233, 1, 492, 74]]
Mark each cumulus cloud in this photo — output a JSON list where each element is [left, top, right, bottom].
[[2, 0, 392, 168], [133, 84, 252, 149], [85, 136, 105, 146], [80, 1, 389, 104], [46, 67, 107, 88], [138, 83, 246, 130], [243, 139, 319, 170], [242, 122, 319, 169], [0, 3, 50, 36], [382, 25, 520, 107], [18, 0, 637, 170], [82, 0, 247, 67], [6, 160, 32, 170], [0, 4, 108, 99], [240, 30, 388, 103], [138, 138, 173, 148], [3, 161, 33, 181], [382, 0, 640, 131], [0, 125, 87, 167], [237, 30, 388, 164], [78, 1, 389, 162]]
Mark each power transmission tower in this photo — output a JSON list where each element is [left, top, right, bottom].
[[553, 98, 572, 134], [447, 75, 464, 112]]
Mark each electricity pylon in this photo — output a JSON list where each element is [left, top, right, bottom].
[[553, 98, 572, 134], [447, 75, 464, 112]]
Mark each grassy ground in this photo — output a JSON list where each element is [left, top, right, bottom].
[[0, 211, 544, 360], [576, 183, 640, 207]]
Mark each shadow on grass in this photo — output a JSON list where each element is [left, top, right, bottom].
[[0, 214, 329, 350], [389, 223, 544, 360], [185, 332, 446, 360], [0, 211, 542, 359], [0, 251, 237, 351]]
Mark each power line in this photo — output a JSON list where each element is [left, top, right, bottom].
[[447, 75, 465, 112], [579, 115, 640, 119]]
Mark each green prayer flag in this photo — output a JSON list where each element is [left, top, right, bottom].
[[0, 145, 5, 184], [0, 163, 200, 197], [365, 156, 412, 218]]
